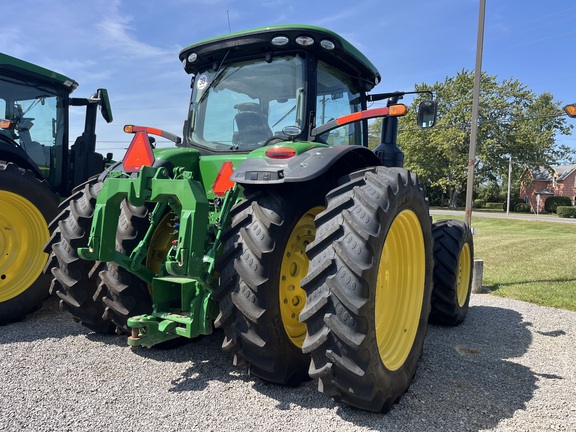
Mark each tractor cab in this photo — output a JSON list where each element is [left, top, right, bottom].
[[179, 26, 384, 153], [0, 64, 73, 187], [0, 53, 114, 196]]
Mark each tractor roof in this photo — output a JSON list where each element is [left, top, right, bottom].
[[179, 25, 381, 91], [0, 52, 79, 94]]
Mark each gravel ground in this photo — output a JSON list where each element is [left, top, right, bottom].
[[1, 293, 575, 432]]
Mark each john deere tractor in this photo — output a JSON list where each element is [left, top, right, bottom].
[[0, 53, 113, 323], [46, 25, 474, 412]]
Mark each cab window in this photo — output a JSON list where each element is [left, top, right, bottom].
[[316, 60, 362, 145]]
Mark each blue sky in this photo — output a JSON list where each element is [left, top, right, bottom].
[[4, 0, 576, 159]]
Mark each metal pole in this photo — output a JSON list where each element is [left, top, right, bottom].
[[465, 0, 486, 226], [506, 155, 512, 214]]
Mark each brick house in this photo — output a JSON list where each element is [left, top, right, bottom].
[[520, 164, 576, 213]]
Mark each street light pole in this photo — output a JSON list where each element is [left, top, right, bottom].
[[506, 155, 512, 214], [465, 0, 486, 226]]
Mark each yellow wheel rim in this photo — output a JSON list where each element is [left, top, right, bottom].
[[375, 209, 425, 371], [456, 243, 472, 307], [146, 212, 176, 278], [0, 191, 49, 302], [279, 206, 322, 348]]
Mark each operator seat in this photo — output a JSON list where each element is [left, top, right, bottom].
[[232, 103, 272, 147]]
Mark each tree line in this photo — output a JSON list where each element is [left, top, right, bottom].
[[369, 70, 575, 208]]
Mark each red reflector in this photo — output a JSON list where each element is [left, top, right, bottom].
[[212, 162, 235, 196], [265, 147, 297, 159], [122, 130, 155, 172]]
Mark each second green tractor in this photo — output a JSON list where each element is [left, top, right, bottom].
[[46, 25, 474, 412]]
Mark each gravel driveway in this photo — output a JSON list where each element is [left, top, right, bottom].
[[1, 293, 574, 431]]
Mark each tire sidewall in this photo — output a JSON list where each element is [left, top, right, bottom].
[[0, 162, 58, 322], [0, 162, 58, 224], [363, 170, 433, 399]]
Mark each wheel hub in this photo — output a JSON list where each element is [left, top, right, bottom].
[[0, 191, 49, 302], [279, 206, 323, 348]]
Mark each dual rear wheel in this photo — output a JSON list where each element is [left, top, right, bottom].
[[215, 167, 472, 412]]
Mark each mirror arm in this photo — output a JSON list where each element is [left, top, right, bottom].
[[367, 90, 434, 103]]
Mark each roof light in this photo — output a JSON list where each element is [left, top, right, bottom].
[[187, 52, 197, 63], [271, 36, 289, 46], [265, 146, 297, 159], [295, 35, 314, 46], [320, 39, 335, 50]]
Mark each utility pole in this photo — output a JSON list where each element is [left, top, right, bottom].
[[465, 0, 486, 226], [506, 155, 512, 214]]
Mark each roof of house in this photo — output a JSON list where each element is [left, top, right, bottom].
[[554, 163, 576, 181], [528, 164, 576, 181]]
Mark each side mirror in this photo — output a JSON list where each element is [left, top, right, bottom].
[[97, 88, 113, 123], [417, 100, 437, 128]]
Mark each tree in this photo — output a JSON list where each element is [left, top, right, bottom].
[[372, 70, 575, 207]]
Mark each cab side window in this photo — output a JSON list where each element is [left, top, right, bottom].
[[316, 60, 362, 145]]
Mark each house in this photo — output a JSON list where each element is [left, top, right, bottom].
[[520, 164, 576, 213]]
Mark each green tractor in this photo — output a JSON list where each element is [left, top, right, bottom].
[[0, 53, 113, 323], [46, 25, 474, 412]]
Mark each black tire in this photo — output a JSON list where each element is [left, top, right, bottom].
[[0, 161, 59, 324], [98, 202, 156, 331], [429, 219, 474, 326], [46, 178, 154, 333], [213, 184, 328, 386], [300, 167, 433, 412], [45, 177, 113, 333]]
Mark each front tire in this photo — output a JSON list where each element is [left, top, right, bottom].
[[429, 219, 474, 326], [300, 167, 433, 412], [214, 185, 327, 386], [0, 162, 59, 324]]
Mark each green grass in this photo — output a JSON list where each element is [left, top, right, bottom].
[[432, 215, 576, 312]]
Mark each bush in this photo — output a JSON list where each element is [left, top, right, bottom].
[[514, 202, 530, 213], [557, 206, 576, 218], [485, 202, 503, 210], [502, 198, 530, 213], [474, 199, 486, 209], [544, 196, 572, 213]]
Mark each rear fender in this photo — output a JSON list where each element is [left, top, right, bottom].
[[0, 139, 45, 180], [230, 145, 382, 185]]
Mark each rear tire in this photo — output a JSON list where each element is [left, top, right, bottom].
[[214, 185, 327, 386], [99, 202, 158, 331], [429, 219, 474, 326], [45, 177, 113, 333], [0, 161, 58, 324], [46, 179, 154, 333], [300, 167, 433, 412]]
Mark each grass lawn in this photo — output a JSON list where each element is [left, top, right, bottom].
[[432, 214, 576, 312]]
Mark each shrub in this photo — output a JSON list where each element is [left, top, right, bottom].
[[503, 199, 525, 212], [474, 199, 486, 209], [514, 202, 530, 213], [485, 202, 503, 210], [557, 206, 576, 218], [544, 196, 572, 213]]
